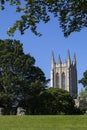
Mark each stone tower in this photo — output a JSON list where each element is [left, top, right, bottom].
[[50, 51, 77, 98]]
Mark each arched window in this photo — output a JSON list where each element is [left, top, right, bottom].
[[62, 72, 65, 89], [56, 73, 59, 87]]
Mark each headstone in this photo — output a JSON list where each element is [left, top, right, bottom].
[[0, 108, 4, 115], [17, 107, 26, 115]]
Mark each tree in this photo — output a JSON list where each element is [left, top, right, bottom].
[[0, 39, 47, 114], [18, 80, 46, 114], [46, 88, 76, 114], [32, 88, 81, 115], [0, 0, 87, 37], [78, 71, 87, 113], [79, 89, 87, 101], [79, 70, 87, 88]]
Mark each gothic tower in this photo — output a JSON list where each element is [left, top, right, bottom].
[[50, 51, 77, 98]]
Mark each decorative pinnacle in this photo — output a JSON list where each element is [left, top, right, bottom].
[[58, 54, 62, 64], [67, 50, 70, 60], [51, 51, 55, 68], [73, 53, 76, 65]]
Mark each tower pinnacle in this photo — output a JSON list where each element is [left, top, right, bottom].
[[58, 54, 62, 64], [67, 50, 70, 60], [73, 53, 76, 66], [51, 51, 55, 69], [67, 50, 71, 66]]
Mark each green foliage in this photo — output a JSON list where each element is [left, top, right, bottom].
[[0, 39, 47, 113], [79, 90, 87, 100], [79, 90, 87, 113], [30, 88, 81, 115], [79, 70, 87, 101], [18, 80, 46, 114], [79, 70, 87, 88], [1, 0, 87, 37], [45, 88, 77, 114], [79, 71, 87, 112]]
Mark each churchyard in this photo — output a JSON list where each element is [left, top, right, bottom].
[[0, 115, 87, 130]]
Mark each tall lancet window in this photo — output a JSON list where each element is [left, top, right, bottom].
[[56, 73, 59, 87], [62, 72, 65, 89]]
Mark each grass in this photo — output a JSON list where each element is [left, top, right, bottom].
[[0, 115, 87, 130]]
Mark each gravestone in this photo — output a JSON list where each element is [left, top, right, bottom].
[[0, 108, 4, 115], [17, 107, 26, 115]]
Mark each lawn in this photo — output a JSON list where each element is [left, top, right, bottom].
[[0, 115, 87, 130]]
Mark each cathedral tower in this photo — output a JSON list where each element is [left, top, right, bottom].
[[50, 51, 77, 98]]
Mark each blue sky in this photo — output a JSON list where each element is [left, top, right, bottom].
[[0, 4, 87, 93]]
